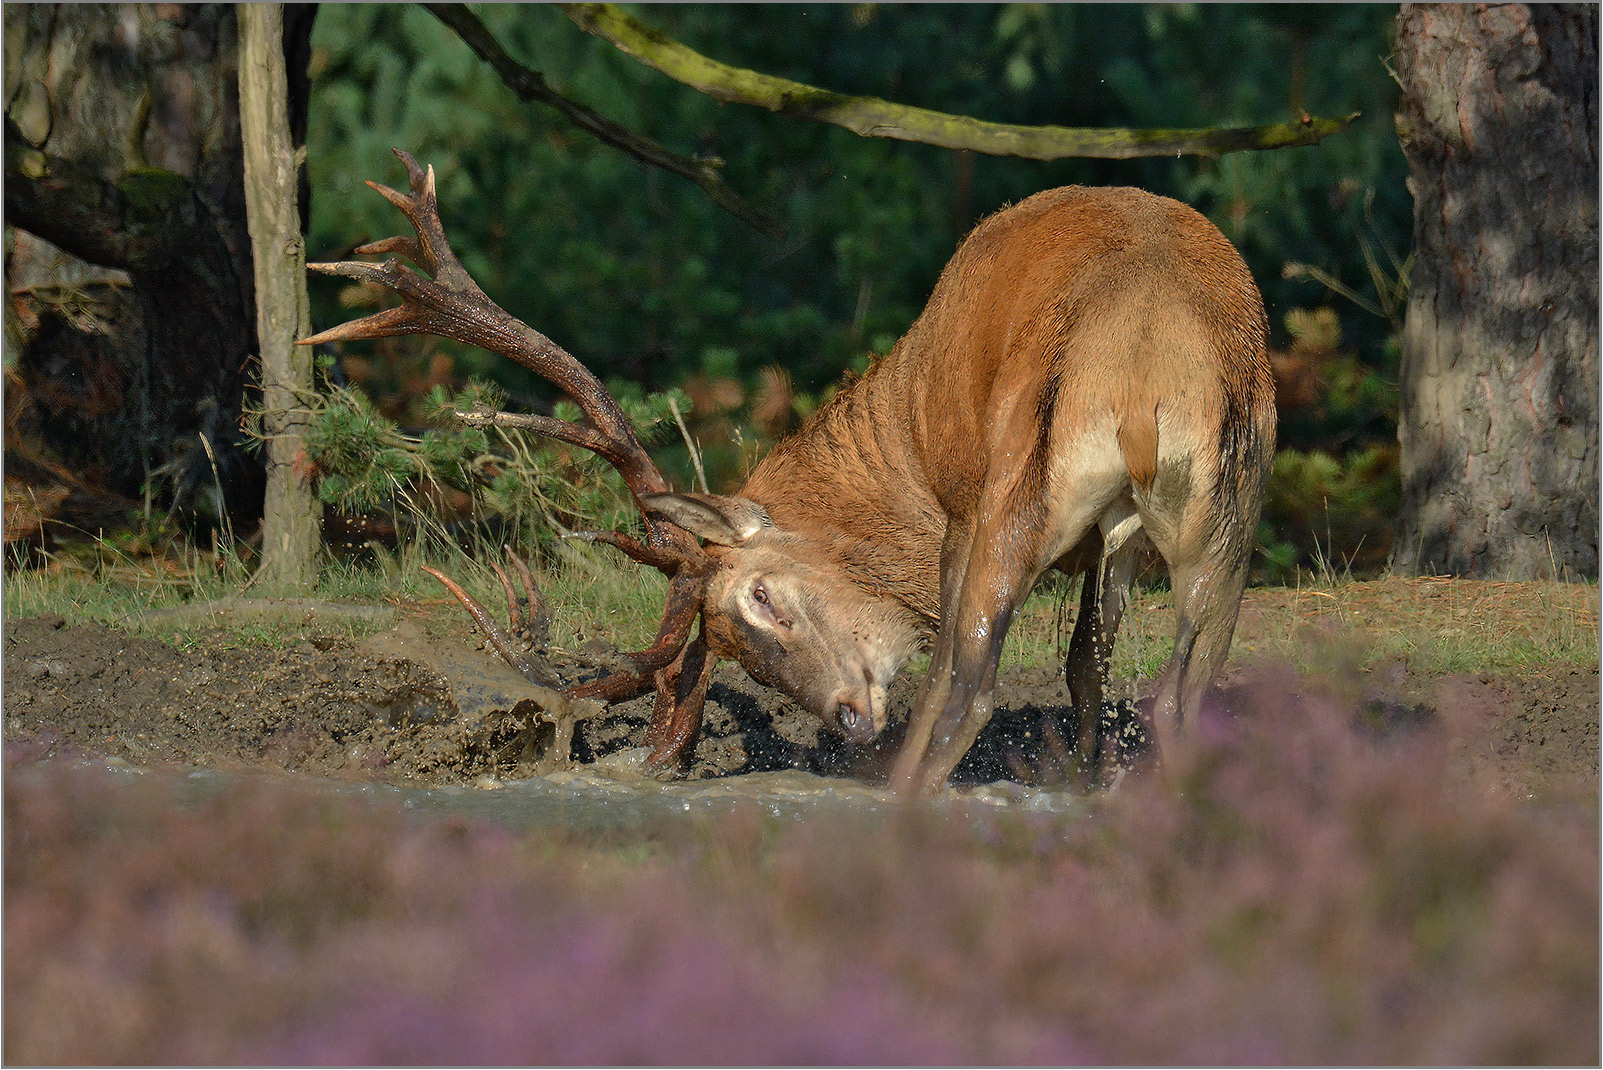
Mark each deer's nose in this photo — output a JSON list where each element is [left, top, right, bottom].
[[836, 700, 877, 744]]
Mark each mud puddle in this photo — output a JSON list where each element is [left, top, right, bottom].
[[2, 612, 1126, 792], [136, 756, 1088, 844], [5, 613, 1598, 805]]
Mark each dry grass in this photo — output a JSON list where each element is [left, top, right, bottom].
[[1004, 573, 1599, 682], [10, 539, 1597, 685], [1236, 575, 1599, 673], [3, 536, 673, 655]]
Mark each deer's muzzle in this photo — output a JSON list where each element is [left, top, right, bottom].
[[833, 699, 878, 744]]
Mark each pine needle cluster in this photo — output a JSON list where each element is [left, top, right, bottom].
[[294, 366, 693, 560]]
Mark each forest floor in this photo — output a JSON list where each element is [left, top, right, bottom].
[[4, 572, 1598, 1063], [5, 576, 1597, 796]]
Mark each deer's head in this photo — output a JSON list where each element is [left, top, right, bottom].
[[304, 149, 920, 776], [643, 493, 924, 745]]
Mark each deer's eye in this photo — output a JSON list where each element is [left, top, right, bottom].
[[749, 583, 793, 632]]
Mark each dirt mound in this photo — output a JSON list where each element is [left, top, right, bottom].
[[5, 614, 450, 779], [1441, 664, 1600, 798], [4, 614, 1597, 796], [1, 613, 868, 785]]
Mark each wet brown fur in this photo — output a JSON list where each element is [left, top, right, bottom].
[[669, 186, 1275, 791]]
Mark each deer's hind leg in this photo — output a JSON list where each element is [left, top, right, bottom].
[[1061, 502, 1144, 786], [1141, 454, 1266, 770]]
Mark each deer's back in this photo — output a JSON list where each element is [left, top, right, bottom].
[[742, 186, 1271, 615], [893, 186, 1269, 508]]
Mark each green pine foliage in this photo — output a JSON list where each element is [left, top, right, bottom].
[[1259, 308, 1402, 581], [305, 5, 1410, 575], [299, 361, 692, 560]]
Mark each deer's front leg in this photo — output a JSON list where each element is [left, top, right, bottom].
[[889, 513, 1040, 795], [887, 519, 974, 790]]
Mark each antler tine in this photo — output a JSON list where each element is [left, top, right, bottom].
[[299, 294, 432, 346], [303, 149, 705, 544], [568, 566, 711, 700], [488, 559, 527, 636], [506, 549, 550, 647], [362, 150, 484, 296], [432, 554, 709, 709], [353, 234, 423, 261], [308, 149, 720, 775], [562, 528, 683, 571], [422, 566, 558, 688], [646, 629, 716, 774], [451, 406, 638, 485]]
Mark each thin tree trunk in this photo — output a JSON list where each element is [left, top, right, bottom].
[[238, 2, 317, 590], [1393, 4, 1599, 579]]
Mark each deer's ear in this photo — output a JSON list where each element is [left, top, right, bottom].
[[641, 493, 773, 547]]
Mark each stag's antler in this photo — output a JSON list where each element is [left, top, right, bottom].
[[301, 148, 717, 772]]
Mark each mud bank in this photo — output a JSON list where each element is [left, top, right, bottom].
[[4, 613, 1596, 798]]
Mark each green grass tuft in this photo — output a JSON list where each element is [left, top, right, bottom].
[[9, 532, 1596, 680]]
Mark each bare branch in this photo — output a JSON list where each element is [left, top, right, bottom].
[[562, 3, 1360, 161], [423, 3, 785, 240]]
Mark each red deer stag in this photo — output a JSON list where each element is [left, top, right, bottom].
[[305, 150, 1275, 794]]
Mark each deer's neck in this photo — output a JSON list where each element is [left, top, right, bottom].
[[740, 354, 944, 626]]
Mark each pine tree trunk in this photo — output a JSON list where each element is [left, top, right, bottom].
[[238, 3, 317, 591], [1393, 3, 1599, 579], [4, 4, 315, 537]]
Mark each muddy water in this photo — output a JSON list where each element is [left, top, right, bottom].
[[160, 749, 1089, 840], [3, 613, 1122, 796], [7, 613, 1598, 819]]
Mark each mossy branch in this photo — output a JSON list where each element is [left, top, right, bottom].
[[563, 3, 1359, 161], [4, 116, 203, 270], [424, 3, 784, 240]]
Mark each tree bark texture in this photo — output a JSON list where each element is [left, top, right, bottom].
[[4, 4, 314, 531], [1393, 4, 1598, 579], [238, 3, 317, 591]]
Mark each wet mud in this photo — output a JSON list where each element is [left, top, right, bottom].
[[4, 613, 1596, 798]]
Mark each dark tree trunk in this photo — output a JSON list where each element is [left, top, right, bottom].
[[4, 4, 315, 533], [1393, 3, 1599, 579]]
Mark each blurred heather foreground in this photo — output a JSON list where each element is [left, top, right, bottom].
[[5, 662, 1596, 1066]]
